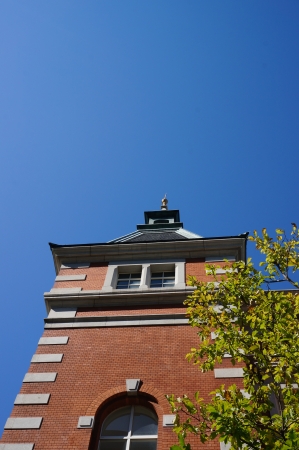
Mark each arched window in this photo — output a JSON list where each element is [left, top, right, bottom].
[[99, 405, 158, 450]]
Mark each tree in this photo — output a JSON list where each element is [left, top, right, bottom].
[[167, 226, 299, 450]]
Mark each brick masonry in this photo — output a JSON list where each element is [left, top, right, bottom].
[[76, 305, 187, 317], [52, 263, 108, 291], [1, 322, 244, 450], [1, 258, 243, 450], [186, 259, 231, 283], [50, 260, 230, 291]]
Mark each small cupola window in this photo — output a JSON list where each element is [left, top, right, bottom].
[[153, 219, 169, 224]]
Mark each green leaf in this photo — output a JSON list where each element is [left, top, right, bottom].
[[168, 226, 299, 450]]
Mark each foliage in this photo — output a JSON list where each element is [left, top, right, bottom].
[[167, 226, 299, 449]]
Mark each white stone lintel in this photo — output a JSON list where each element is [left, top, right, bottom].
[[214, 368, 244, 378], [4, 417, 42, 429], [14, 394, 50, 405], [31, 354, 63, 363], [0, 445, 35, 450], [48, 308, 77, 318], [23, 372, 57, 383], [77, 416, 94, 428], [126, 378, 140, 396], [55, 274, 86, 282], [50, 288, 82, 294], [163, 414, 176, 426], [38, 336, 69, 345]]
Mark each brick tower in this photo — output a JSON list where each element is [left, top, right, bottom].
[[0, 199, 247, 450]]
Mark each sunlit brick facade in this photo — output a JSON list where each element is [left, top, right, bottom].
[[0, 201, 247, 450]]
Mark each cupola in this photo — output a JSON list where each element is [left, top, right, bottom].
[[137, 195, 183, 230]]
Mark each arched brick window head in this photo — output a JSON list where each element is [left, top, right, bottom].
[[99, 405, 158, 450]]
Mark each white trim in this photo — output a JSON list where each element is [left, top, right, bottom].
[[163, 415, 176, 426], [77, 416, 94, 428], [31, 354, 63, 363], [50, 288, 82, 294], [214, 368, 244, 378], [23, 373, 57, 383], [38, 336, 69, 345], [0, 445, 35, 450], [55, 275, 86, 281], [102, 259, 185, 292], [4, 418, 42, 429], [48, 308, 77, 318], [45, 317, 188, 329], [126, 379, 140, 395], [14, 394, 50, 405]]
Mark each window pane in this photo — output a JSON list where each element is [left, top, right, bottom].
[[150, 281, 162, 288], [118, 274, 130, 279], [151, 272, 163, 278], [101, 407, 131, 436], [116, 281, 129, 289], [130, 273, 141, 279], [129, 280, 141, 286], [132, 407, 158, 436], [164, 271, 175, 277], [150, 278, 162, 284], [130, 440, 157, 450], [99, 440, 127, 450], [162, 280, 175, 286]]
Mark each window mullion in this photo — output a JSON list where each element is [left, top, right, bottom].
[[125, 406, 134, 450]]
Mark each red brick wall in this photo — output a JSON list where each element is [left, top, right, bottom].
[[52, 259, 232, 291], [76, 305, 186, 317], [52, 263, 108, 291], [1, 324, 244, 450], [2, 259, 241, 450], [186, 259, 231, 283]]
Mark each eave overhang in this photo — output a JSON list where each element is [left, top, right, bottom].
[[43, 287, 195, 314], [49, 233, 248, 275]]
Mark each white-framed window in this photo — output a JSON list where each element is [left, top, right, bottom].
[[99, 405, 157, 450], [116, 273, 142, 290], [150, 271, 175, 288], [102, 260, 185, 292]]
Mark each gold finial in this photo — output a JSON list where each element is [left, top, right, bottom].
[[161, 194, 168, 210]]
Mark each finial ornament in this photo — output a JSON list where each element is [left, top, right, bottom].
[[161, 194, 168, 210]]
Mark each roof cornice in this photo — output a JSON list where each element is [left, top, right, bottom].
[[49, 234, 248, 275]]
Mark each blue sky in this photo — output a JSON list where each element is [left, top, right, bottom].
[[1, 0, 299, 432]]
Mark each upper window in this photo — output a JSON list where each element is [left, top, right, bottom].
[[150, 271, 175, 288], [102, 260, 185, 292], [116, 273, 141, 290], [99, 405, 158, 450]]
